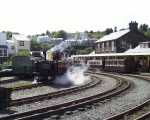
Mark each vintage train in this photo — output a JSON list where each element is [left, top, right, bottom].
[[0, 51, 67, 82], [0, 51, 67, 109], [72, 52, 150, 73]]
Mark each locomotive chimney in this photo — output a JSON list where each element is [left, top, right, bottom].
[[129, 21, 138, 31]]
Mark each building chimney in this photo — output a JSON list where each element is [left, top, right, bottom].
[[129, 21, 138, 31]]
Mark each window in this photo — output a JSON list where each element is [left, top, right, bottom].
[[19, 41, 24, 46], [148, 43, 150, 48], [0, 49, 2, 56], [97, 43, 100, 49], [109, 41, 111, 47], [0, 49, 7, 57], [4, 49, 7, 56], [11, 46, 15, 50], [112, 41, 114, 51]]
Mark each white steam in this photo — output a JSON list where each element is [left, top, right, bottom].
[[51, 41, 71, 52], [32, 76, 38, 84], [53, 63, 90, 86]]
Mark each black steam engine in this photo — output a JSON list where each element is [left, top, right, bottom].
[[0, 51, 67, 82], [0, 51, 67, 109], [33, 51, 67, 82]]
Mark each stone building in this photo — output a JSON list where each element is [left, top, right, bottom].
[[95, 22, 150, 53]]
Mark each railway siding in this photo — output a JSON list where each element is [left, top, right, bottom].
[[10, 76, 100, 106], [58, 73, 150, 120], [0, 73, 129, 120], [104, 74, 150, 120]]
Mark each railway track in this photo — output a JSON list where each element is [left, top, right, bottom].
[[10, 75, 100, 106], [0, 73, 130, 120], [103, 74, 150, 120]]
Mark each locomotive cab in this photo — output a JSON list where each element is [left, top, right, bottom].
[[33, 60, 56, 82]]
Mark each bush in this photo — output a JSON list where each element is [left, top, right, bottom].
[[17, 50, 30, 56], [0, 61, 12, 70]]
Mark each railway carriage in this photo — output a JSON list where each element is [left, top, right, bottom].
[[72, 52, 150, 73], [87, 60, 103, 68]]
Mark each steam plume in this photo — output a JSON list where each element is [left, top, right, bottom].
[[53, 63, 90, 86], [50, 41, 70, 52]]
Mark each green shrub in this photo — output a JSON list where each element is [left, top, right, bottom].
[[17, 50, 30, 56]]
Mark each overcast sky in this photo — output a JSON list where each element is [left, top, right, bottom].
[[0, 0, 149, 35]]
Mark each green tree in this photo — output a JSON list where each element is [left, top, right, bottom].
[[57, 30, 67, 40], [105, 28, 113, 35], [31, 37, 41, 51], [144, 29, 150, 38], [139, 24, 149, 32], [46, 30, 51, 37], [2, 31, 12, 40], [6, 31, 12, 39], [51, 30, 67, 40]]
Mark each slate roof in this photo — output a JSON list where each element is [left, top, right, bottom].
[[125, 45, 150, 53], [13, 34, 30, 41], [96, 29, 130, 43]]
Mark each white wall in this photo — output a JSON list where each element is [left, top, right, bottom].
[[37, 35, 50, 43], [12, 35, 31, 54], [6, 40, 15, 55], [16, 40, 30, 53], [0, 32, 7, 45]]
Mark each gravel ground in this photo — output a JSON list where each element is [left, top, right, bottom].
[[0, 80, 32, 88], [11, 77, 91, 100], [0, 77, 16, 81], [58, 74, 150, 120], [0, 74, 117, 117], [11, 85, 62, 100]]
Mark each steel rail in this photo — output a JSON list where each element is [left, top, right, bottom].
[[104, 74, 150, 120], [10, 75, 100, 106], [0, 73, 130, 120]]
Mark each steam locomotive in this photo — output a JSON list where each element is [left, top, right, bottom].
[[0, 51, 67, 109], [1, 51, 67, 83]]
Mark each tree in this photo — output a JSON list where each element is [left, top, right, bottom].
[[139, 24, 149, 32], [57, 30, 67, 40], [114, 26, 117, 32], [46, 30, 51, 37], [6, 31, 12, 40], [105, 28, 113, 35], [2, 31, 12, 40], [31, 37, 41, 51], [51, 30, 67, 40]]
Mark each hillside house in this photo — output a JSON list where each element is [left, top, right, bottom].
[[12, 34, 31, 54], [6, 40, 15, 56]]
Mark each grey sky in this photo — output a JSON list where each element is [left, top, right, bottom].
[[0, 0, 149, 35]]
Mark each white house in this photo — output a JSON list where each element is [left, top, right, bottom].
[[37, 35, 50, 43], [65, 39, 96, 47], [0, 32, 8, 64], [36, 35, 63, 45], [6, 40, 15, 55], [12, 34, 31, 54]]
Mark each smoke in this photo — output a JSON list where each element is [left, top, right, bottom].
[[53, 63, 90, 86], [50, 41, 71, 52]]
